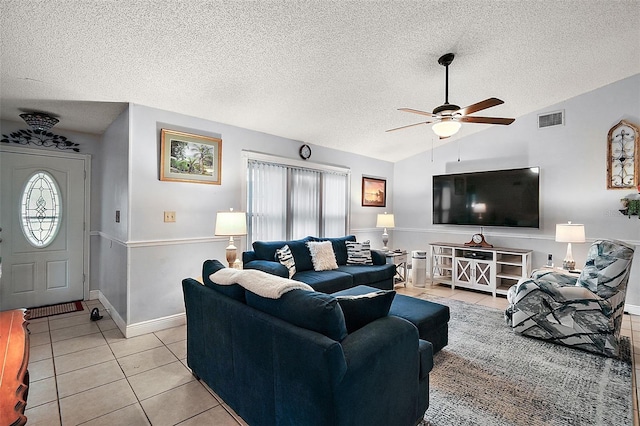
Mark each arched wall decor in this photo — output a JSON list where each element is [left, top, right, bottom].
[[607, 120, 639, 189]]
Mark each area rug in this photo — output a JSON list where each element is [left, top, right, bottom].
[[27, 301, 84, 319], [419, 296, 632, 426]]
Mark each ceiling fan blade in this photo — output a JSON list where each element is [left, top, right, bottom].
[[456, 98, 504, 116], [398, 108, 436, 117], [459, 116, 515, 125], [386, 121, 433, 132]]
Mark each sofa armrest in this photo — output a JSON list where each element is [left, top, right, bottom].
[[340, 315, 419, 375], [337, 315, 423, 425], [243, 260, 289, 278], [371, 249, 387, 265], [242, 250, 258, 264]]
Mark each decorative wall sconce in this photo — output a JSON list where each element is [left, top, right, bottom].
[[1, 112, 80, 152], [607, 120, 639, 189]]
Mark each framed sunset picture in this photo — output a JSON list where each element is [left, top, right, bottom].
[[362, 176, 386, 207]]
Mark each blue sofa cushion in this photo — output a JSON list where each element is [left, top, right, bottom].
[[253, 237, 315, 272], [294, 270, 354, 293], [245, 289, 348, 342], [313, 235, 356, 265], [335, 264, 396, 286], [336, 290, 395, 333], [202, 259, 246, 302]]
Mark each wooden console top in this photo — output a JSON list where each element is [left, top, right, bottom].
[[0, 309, 29, 426]]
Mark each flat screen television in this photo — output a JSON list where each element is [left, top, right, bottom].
[[432, 167, 540, 228]]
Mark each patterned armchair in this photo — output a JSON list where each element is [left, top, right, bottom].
[[505, 239, 635, 357]]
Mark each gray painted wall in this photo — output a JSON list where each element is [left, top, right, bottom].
[[392, 74, 640, 307], [123, 104, 394, 325]]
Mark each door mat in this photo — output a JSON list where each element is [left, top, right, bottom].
[[27, 301, 84, 320]]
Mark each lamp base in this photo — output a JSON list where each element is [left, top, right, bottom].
[[225, 237, 237, 268], [382, 228, 389, 252], [562, 242, 576, 271]]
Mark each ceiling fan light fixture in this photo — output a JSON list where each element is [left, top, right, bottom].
[[432, 120, 461, 138]]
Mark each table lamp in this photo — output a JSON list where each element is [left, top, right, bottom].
[[215, 209, 247, 267], [555, 221, 585, 270], [376, 212, 395, 252]]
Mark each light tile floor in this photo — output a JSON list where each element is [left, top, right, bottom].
[[24, 299, 246, 426], [22, 286, 640, 425]]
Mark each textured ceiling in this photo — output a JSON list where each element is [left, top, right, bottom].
[[1, 1, 639, 162]]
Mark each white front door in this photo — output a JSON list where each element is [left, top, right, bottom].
[[0, 146, 88, 310]]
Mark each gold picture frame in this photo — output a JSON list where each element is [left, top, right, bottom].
[[160, 129, 222, 185], [362, 176, 386, 207]]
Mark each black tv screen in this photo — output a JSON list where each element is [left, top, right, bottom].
[[433, 167, 540, 228]]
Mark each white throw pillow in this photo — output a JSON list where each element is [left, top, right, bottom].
[[306, 241, 339, 271], [346, 240, 373, 265], [275, 245, 296, 278]]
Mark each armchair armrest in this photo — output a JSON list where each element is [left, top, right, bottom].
[[530, 268, 579, 286], [510, 278, 613, 324], [511, 278, 603, 305], [243, 260, 289, 278]]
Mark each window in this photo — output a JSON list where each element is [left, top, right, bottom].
[[245, 153, 350, 244], [21, 171, 62, 247]]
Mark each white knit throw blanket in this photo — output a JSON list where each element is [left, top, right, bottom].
[[210, 268, 313, 299]]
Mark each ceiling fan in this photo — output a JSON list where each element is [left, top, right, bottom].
[[387, 53, 515, 138]]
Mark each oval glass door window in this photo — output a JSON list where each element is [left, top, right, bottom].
[[20, 171, 62, 247]]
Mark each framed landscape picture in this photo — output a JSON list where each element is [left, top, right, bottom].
[[362, 176, 386, 207], [160, 129, 222, 184]]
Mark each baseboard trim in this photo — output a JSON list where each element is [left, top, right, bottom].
[[94, 290, 127, 336], [125, 313, 186, 338], [92, 290, 185, 338], [625, 304, 640, 316]]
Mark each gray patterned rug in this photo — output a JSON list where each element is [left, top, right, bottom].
[[419, 296, 632, 426]]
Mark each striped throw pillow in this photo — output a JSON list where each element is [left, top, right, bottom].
[[275, 245, 296, 278], [346, 240, 373, 265]]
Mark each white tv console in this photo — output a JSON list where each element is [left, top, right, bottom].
[[429, 242, 532, 296]]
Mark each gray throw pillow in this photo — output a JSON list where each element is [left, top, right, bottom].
[[345, 240, 373, 265]]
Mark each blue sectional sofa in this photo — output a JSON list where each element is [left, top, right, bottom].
[[242, 235, 396, 293], [183, 260, 432, 426]]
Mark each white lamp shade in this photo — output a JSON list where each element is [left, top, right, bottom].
[[376, 213, 395, 228], [432, 120, 461, 138], [555, 223, 585, 243], [215, 211, 247, 236]]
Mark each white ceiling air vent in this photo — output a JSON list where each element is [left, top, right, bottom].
[[538, 110, 564, 129]]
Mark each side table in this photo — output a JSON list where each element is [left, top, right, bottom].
[[386, 251, 408, 287]]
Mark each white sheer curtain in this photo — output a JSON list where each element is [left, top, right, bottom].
[[290, 168, 321, 239], [246, 158, 349, 243], [247, 161, 287, 242], [323, 172, 348, 237]]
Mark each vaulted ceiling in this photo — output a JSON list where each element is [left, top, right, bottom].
[[1, 1, 638, 162]]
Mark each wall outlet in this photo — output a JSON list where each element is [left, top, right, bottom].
[[164, 211, 176, 222]]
